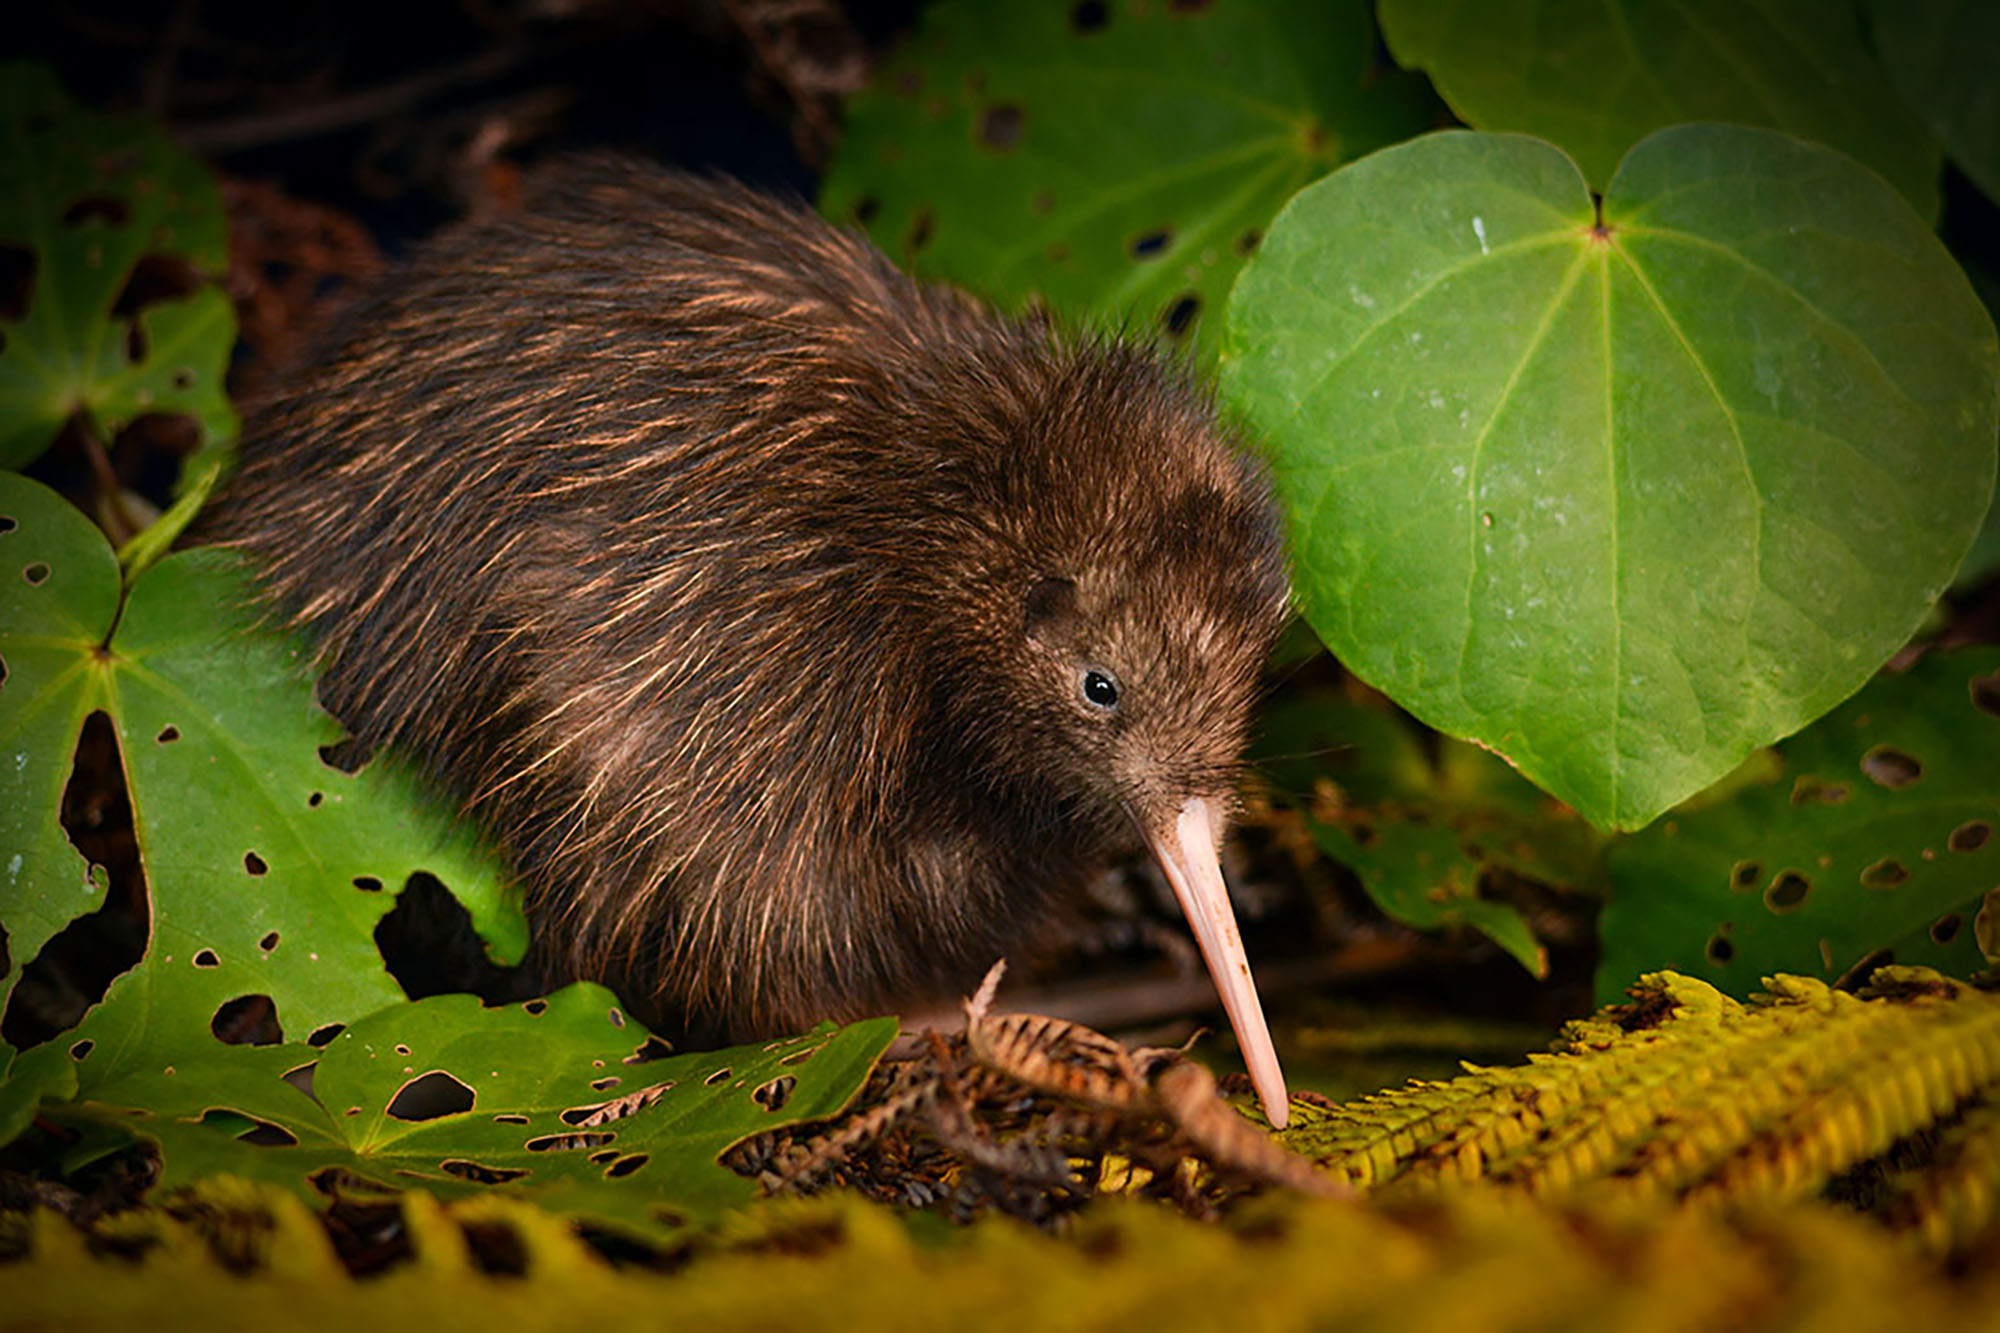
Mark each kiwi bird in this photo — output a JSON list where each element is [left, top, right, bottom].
[[206, 157, 1294, 1125]]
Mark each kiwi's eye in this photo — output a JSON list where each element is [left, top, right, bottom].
[[1081, 669, 1120, 710]]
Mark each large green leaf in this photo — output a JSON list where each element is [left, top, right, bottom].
[[59, 983, 894, 1231], [1597, 649, 2000, 1001], [0, 63, 237, 468], [818, 0, 1438, 361], [0, 473, 525, 1095], [1222, 126, 1997, 830], [1377, 0, 1941, 216], [1865, 0, 2000, 208]]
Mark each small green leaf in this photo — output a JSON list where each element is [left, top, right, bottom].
[[1257, 694, 1600, 976], [1866, 0, 2000, 208], [1223, 126, 1998, 830], [0, 1040, 79, 1151], [1377, 0, 1941, 216], [1597, 649, 2000, 1001], [819, 0, 1438, 361], [65, 985, 896, 1228], [0, 62, 238, 468]]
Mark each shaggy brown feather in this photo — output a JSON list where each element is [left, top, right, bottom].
[[204, 157, 1289, 1042]]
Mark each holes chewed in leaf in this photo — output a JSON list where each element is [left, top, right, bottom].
[[211, 994, 282, 1046], [236, 1119, 300, 1147], [1789, 775, 1848, 806], [624, 1035, 674, 1064], [442, 1159, 529, 1185], [1861, 745, 1922, 789], [589, 1148, 619, 1165], [1763, 870, 1811, 914], [352, 876, 382, 892], [244, 852, 268, 876], [1130, 228, 1172, 259], [1973, 671, 2000, 718], [156, 725, 180, 744], [1730, 860, 1761, 892], [527, 1132, 614, 1153], [23, 562, 49, 586], [1071, 0, 1108, 30], [704, 1067, 733, 1087], [754, 1076, 797, 1111], [1162, 294, 1200, 340], [524, 999, 548, 1015], [112, 253, 201, 319], [307, 791, 324, 808], [317, 737, 372, 774], [562, 1081, 675, 1128], [1705, 933, 1735, 964], [591, 1076, 620, 1092], [69, 1039, 94, 1060], [385, 1070, 476, 1121], [493, 1113, 529, 1126], [1860, 858, 1910, 890], [1932, 913, 1964, 945], [0, 245, 33, 322], [259, 931, 279, 952], [906, 208, 935, 254], [979, 104, 1024, 151], [308, 1023, 345, 1047], [1949, 820, 1991, 853], [1235, 229, 1261, 256], [605, 1154, 650, 1178], [779, 1046, 818, 1067], [852, 195, 880, 225], [62, 196, 130, 228], [193, 948, 220, 968]]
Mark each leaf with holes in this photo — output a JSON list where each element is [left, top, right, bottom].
[[1866, 0, 2000, 209], [1256, 693, 1606, 976], [0, 63, 238, 469], [1223, 126, 1999, 831], [1376, 0, 1941, 217], [58, 984, 895, 1231], [818, 0, 1438, 361], [1597, 650, 2000, 1001], [0, 474, 526, 1131]]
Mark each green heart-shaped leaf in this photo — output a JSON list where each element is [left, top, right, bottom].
[[1222, 127, 1998, 830]]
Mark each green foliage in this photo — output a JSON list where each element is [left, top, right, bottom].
[[1866, 0, 2000, 208], [58, 985, 895, 1231], [1285, 966, 2000, 1228], [1598, 649, 2000, 1001], [819, 0, 1437, 361], [1255, 692, 1606, 975], [0, 474, 894, 1226], [0, 63, 237, 474], [1376, 0, 1941, 216], [0, 473, 524, 1040], [9, 973, 2000, 1329], [1222, 126, 1998, 831]]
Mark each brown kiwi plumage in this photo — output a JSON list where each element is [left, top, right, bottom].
[[205, 156, 1289, 1065]]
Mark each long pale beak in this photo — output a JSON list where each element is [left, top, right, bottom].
[[1140, 794, 1290, 1129]]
